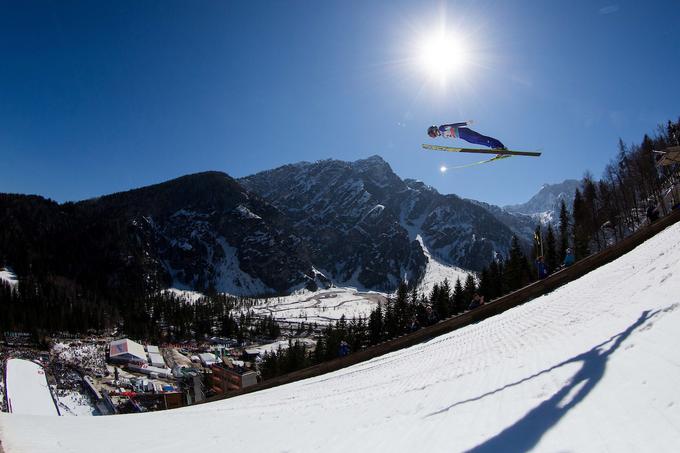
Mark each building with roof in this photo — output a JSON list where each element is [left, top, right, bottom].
[[198, 352, 218, 367], [242, 348, 261, 360], [148, 352, 166, 368], [126, 364, 173, 379], [210, 361, 258, 395], [109, 338, 147, 365]]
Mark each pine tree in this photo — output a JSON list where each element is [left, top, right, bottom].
[[313, 336, 326, 363], [572, 188, 591, 259], [409, 285, 418, 306], [487, 260, 504, 300], [351, 316, 367, 351], [463, 274, 477, 308], [452, 278, 464, 313], [504, 235, 531, 292], [394, 281, 409, 333], [582, 174, 601, 251], [545, 224, 558, 273], [429, 283, 440, 318], [477, 267, 491, 301], [558, 199, 570, 263], [260, 351, 279, 379], [368, 303, 383, 344], [435, 279, 451, 319]]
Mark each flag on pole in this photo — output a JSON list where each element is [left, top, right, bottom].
[[534, 230, 544, 258]]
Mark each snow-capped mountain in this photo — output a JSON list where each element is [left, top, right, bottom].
[[0, 173, 319, 296], [1, 158, 527, 297], [466, 198, 537, 243], [504, 179, 581, 225], [241, 156, 425, 290], [98, 172, 320, 294], [241, 156, 520, 290]]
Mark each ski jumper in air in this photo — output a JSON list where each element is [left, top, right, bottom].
[[427, 122, 506, 150]]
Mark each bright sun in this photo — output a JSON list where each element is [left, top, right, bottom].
[[418, 30, 469, 83]]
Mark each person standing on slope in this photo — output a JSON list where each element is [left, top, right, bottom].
[[563, 248, 575, 267], [427, 121, 506, 150], [535, 255, 549, 280]]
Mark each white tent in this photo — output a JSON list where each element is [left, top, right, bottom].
[[148, 352, 166, 368], [198, 353, 218, 367]]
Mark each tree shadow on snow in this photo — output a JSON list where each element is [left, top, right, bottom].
[[425, 308, 664, 453]]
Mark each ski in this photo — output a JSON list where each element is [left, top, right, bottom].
[[422, 143, 541, 157], [447, 154, 512, 169]]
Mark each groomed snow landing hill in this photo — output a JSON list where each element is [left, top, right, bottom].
[[4, 359, 59, 416], [2, 224, 680, 452]]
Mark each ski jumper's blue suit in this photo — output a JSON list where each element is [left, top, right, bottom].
[[439, 122, 505, 149]]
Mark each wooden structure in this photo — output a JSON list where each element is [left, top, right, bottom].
[[656, 146, 680, 167], [210, 362, 258, 394], [655, 146, 680, 210]]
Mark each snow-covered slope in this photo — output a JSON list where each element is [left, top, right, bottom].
[[4, 359, 58, 416], [2, 223, 680, 452], [0, 267, 18, 289], [413, 235, 470, 296], [251, 288, 387, 326]]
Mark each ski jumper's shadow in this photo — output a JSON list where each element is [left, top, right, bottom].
[[425, 308, 665, 453]]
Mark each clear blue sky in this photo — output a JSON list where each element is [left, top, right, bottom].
[[1, 1, 679, 206]]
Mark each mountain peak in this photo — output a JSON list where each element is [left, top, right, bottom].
[[355, 154, 387, 165], [504, 178, 582, 225], [349, 155, 402, 190]]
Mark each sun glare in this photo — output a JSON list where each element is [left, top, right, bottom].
[[419, 30, 469, 83]]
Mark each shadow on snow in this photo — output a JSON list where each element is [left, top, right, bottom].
[[425, 307, 671, 453]]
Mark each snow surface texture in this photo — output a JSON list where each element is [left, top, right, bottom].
[[55, 390, 95, 417], [0, 267, 18, 289], [162, 288, 206, 304], [251, 288, 386, 325], [2, 223, 680, 452], [4, 359, 58, 416], [251, 338, 316, 355], [415, 235, 470, 296], [398, 203, 472, 296], [163, 286, 385, 324], [214, 238, 272, 295]]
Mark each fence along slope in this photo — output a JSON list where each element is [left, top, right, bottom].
[[199, 208, 680, 405]]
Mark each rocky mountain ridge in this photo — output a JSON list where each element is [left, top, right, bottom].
[[504, 179, 581, 225], [1, 157, 561, 297], [241, 156, 521, 290], [0, 172, 320, 296]]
